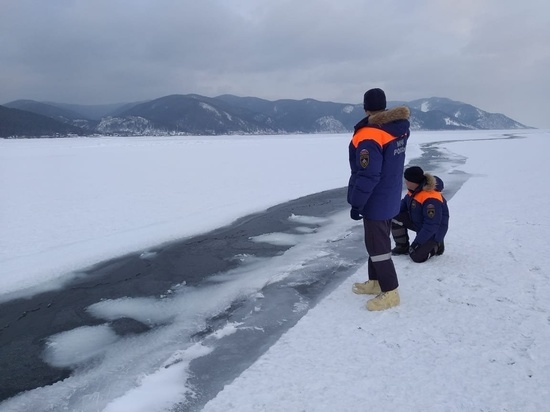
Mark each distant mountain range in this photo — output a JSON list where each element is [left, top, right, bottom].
[[1, 94, 531, 138]]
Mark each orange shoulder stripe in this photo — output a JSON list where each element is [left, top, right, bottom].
[[414, 190, 443, 204], [352, 127, 395, 148]]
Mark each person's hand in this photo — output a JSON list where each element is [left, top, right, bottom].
[[350, 208, 363, 221], [409, 242, 419, 254]]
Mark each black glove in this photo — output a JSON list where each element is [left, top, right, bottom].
[[409, 242, 419, 254], [350, 208, 363, 221]]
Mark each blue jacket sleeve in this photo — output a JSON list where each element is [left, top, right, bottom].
[[348, 139, 382, 212], [413, 199, 443, 245]]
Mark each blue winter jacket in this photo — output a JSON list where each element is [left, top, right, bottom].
[[347, 106, 411, 220], [400, 174, 449, 244]]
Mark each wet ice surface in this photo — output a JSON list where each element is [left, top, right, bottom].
[[181, 220, 366, 411], [0, 188, 367, 411], [0, 138, 475, 411]]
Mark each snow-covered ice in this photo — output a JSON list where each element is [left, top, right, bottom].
[[1, 129, 549, 411]]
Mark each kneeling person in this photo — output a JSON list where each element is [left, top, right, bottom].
[[392, 166, 449, 263]]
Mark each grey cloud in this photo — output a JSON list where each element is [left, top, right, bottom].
[[1, 0, 549, 127]]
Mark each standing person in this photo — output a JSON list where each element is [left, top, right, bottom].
[[391, 166, 449, 263], [348, 88, 411, 311]]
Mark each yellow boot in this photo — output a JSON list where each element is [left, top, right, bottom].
[[352, 280, 381, 295], [366, 289, 400, 311]]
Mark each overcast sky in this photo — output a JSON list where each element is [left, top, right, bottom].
[[1, 0, 549, 128]]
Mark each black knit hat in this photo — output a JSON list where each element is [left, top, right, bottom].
[[363, 88, 386, 111], [404, 166, 425, 184]]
